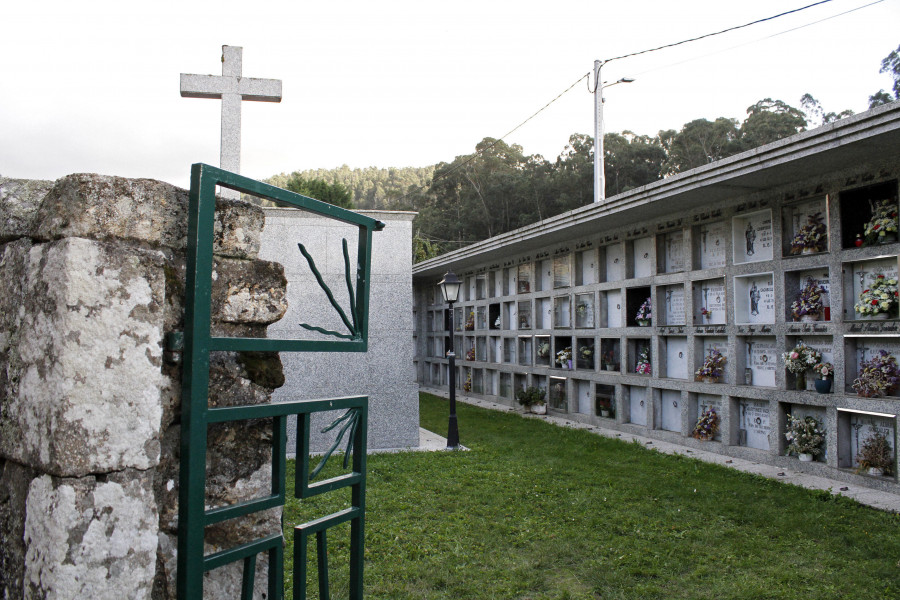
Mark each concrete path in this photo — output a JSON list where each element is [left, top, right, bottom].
[[418, 388, 900, 513]]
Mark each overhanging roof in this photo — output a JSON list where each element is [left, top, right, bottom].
[[413, 102, 900, 280]]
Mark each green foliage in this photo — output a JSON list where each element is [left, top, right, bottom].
[[740, 98, 807, 148], [869, 44, 900, 108], [801, 93, 854, 127], [282, 393, 900, 599], [412, 231, 442, 263], [514, 385, 546, 407], [659, 117, 742, 175], [282, 174, 353, 208]]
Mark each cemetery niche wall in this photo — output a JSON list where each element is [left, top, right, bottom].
[[413, 103, 900, 494], [0, 174, 286, 599]]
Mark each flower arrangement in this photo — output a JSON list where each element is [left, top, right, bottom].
[[700, 307, 711, 319], [602, 350, 617, 369], [813, 362, 834, 379], [782, 342, 822, 374], [556, 346, 572, 368], [576, 302, 589, 317], [852, 350, 900, 398], [857, 429, 893, 475], [580, 344, 594, 359], [695, 347, 726, 381], [692, 408, 719, 440], [863, 198, 899, 245], [463, 372, 472, 392], [635, 298, 652, 323], [465, 347, 476, 361], [537, 341, 551, 358], [635, 346, 651, 375], [790, 278, 825, 320], [464, 311, 475, 331], [494, 315, 501, 328], [854, 274, 898, 318], [785, 414, 825, 457], [515, 386, 546, 408], [789, 212, 827, 254]]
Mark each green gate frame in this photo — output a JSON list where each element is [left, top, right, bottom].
[[176, 163, 384, 599]]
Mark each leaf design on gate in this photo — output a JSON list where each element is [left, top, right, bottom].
[[309, 408, 361, 481], [297, 239, 361, 340]]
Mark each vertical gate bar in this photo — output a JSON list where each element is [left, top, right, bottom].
[[355, 226, 374, 344], [316, 530, 330, 599], [268, 543, 284, 600], [349, 403, 368, 600], [240, 554, 257, 600], [293, 528, 308, 600], [296, 412, 311, 497], [273, 415, 287, 499], [177, 164, 217, 600]]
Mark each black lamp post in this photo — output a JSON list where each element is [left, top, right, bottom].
[[437, 271, 461, 449]]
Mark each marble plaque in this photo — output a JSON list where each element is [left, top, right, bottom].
[[740, 400, 770, 450], [696, 281, 726, 324], [665, 231, 685, 273], [852, 258, 898, 301], [664, 285, 685, 325], [576, 380, 592, 415], [661, 389, 682, 432], [736, 274, 775, 324], [553, 256, 571, 288], [606, 244, 625, 281], [855, 339, 900, 368], [633, 237, 654, 278], [630, 386, 648, 426], [606, 290, 622, 328], [734, 210, 773, 264], [746, 338, 777, 387], [697, 394, 723, 441], [666, 337, 688, 379], [699, 222, 728, 269], [786, 199, 827, 251], [578, 250, 596, 285]]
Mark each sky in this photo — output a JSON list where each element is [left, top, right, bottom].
[[2, 0, 898, 190]]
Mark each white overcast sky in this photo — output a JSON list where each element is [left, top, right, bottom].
[[2, 0, 898, 189]]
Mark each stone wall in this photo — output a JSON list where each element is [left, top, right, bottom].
[[0, 175, 287, 599]]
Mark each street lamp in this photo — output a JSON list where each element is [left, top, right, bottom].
[[437, 271, 461, 449], [593, 59, 635, 204]]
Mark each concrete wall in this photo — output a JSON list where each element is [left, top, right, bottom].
[[261, 208, 419, 452]]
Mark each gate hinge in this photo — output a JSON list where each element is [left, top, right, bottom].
[[164, 331, 184, 365]]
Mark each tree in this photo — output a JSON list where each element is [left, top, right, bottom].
[[602, 131, 666, 196], [282, 175, 353, 209], [660, 117, 741, 175], [739, 98, 807, 149], [869, 43, 900, 108], [800, 94, 853, 127]]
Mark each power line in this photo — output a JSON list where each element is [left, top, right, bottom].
[[632, 0, 887, 77], [601, 0, 835, 66]]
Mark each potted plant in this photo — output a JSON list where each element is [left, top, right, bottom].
[[789, 212, 827, 254], [598, 399, 614, 418], [790, 278, 825, 322], [635, 298, 652, 326], [781, 342, 821, 391], [463, 372, 472, 393], [602, 350, 618, 371], [812, 361, 834, 393], [856, 430, 893, 476], [852, 350, 900, 398], [516, 386, 547, 415], [692, 407, 719, 441], [854, 274, 898, 320], [862, 198, 899, 245], [635, 346, 651, 375], [785, 414, 825, 462], [556, 346, 572, 369], [695, 347, 726, 383]]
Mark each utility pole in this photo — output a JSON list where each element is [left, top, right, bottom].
[[593, 60, 605, 204]]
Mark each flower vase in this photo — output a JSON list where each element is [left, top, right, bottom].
[[800, 313, 819, 323], [600, 409, 611, 418], [870, 312, 890, 320], [799, 453, 814, 462], [531, 404, 547, 415], [637, 319, 650, 327], [868, 466, 884, 477], [795, 371, 807, 391], [605, 364, 616, 371], [879, 233, 897, 244], [701, 376, 718, 384], [801, 247, 816, 255], [814, 378, 832, 394], [567, 360, 572, 369]]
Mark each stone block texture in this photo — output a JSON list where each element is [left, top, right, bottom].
[[0, 174, 286, 599]]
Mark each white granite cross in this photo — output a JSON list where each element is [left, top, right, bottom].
[[180, 45, 282, 198]]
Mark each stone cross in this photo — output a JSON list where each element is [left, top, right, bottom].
[[181, 45, 282, 198]]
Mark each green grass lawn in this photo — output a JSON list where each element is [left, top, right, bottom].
[[283, 393, 900, 599]]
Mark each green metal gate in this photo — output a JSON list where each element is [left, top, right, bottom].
[[176, 164, 384, 599]]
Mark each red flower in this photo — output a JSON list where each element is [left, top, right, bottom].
[[877, 274, 885, 279], [875, 224, 882, 231], [872, 299, 879, 305]]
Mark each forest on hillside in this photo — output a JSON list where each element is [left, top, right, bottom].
[[266, 45, 900, 261]]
